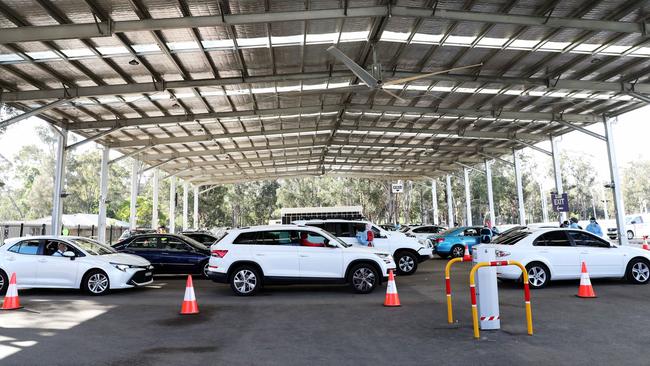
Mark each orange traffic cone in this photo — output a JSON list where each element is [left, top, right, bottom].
[[643, 236, 649, 250], [180, 275, 199, 314], [463, 244, 472, 262], [577, 262, 596, 298], [1, 273, 22, 310], [383, 270, 401, 307]]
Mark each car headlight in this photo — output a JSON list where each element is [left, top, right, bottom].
[[375, 253, 394, 264], [111, 263, 134, 272], [495, 250, 510, 258]]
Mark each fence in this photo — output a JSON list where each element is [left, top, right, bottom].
[[0, 223, 127, 245]]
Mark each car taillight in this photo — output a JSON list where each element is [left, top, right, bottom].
[[211, 249, 228, 258]]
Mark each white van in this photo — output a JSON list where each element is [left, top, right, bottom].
[[293, 219, 434, 275]]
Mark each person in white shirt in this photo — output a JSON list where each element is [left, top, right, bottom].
[[52, 242, 68, 256]]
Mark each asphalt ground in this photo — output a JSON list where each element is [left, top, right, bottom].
[[1, 257, 650, 366]]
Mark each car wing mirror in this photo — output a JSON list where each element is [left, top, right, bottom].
[[63, 251, 76, 259]]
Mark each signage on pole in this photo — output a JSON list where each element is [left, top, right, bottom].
[[392, 183, 404, 194], [551, 192, 569, 212]]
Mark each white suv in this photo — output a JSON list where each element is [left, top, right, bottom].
[[206, 225, 396, 296], [293, 219, 434, 275]]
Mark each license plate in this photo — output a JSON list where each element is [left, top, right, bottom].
[[145, 272, 152, 276]]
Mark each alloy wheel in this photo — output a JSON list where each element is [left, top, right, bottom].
[[399, 255, 415, 273], [0, 275, 4, 292], [528, 266, 547, 287], [88, 273, 109, 294], [203, 263, 210, 278], [632, 262, 650, 282], [452, 246, 465, 258], [233, 270, 257, 294], [352, 268, 376, 292]]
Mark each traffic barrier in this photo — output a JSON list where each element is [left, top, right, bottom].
[[577, 262, 596, 298], [463, 244, 472, 261], [469, 260, 533, 339], [383, 270, 401, 307], [643, 236, 649, 251], [180, 275, 199, 314], [444, 256, 472, 324], [1, 273, 22, 311]]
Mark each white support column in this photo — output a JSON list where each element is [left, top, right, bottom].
[[540, 182, 549, 223], [513, 150, 526, 225], [485, 160, 495, 228], [431, 179, 439, 225], [604, 117, 628, 246], [446, 175, 454, 227], [129, 160, 139, 230], [51, 129, 67, 237], [182, 181, 189, 231], [602, 187, 610, 221], [550, 137, 567, 223], [169, 176, 176, 234], [193, 185, 199, 229], [98, 147, 109, 243], [463, 167, 472, 226], [151, 169, 159, 229]]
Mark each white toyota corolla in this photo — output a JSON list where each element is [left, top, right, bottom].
[[481, 228, 650, 288], [0, 236, 153, 295]]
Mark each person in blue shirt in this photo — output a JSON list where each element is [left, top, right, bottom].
[[356, 223, 369, 246], [569, 217, 582, 229], [585, 217, 603, 237]]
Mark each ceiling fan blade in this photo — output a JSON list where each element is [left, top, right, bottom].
[[327, 46, 379, 88], [380, 88, 408, 103], [382, 63, 484, 86]]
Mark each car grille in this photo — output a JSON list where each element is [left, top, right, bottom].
[[129, 269, 153, 285]]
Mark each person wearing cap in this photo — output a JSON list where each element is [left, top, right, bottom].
[[569, 217, 582, 229], [585, 217, 603, 237]]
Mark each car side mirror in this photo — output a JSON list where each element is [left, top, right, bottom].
[[63, 251, 76, 259], [631, 221, 637, 224]]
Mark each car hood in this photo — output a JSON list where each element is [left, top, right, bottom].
[[98, 253, 151, 266]]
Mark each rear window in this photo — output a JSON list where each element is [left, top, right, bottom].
[[492, 230, 532, 245]]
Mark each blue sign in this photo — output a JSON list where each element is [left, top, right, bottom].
[[551, 193, 569, 212]]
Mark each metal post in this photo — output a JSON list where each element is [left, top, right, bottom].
[[463, 167, 472, 226], [182, 181, 189, 231], [98, 147, 109, 243], [540, 182, 549, 223], [485, 160, 495, 227], [193, 185, 199, 229], [446, 175, 454, 227], [152, 169, 159, 229], [431, 179, 439, 225], [51, 129, 67, 237], [550, 137, 566, 223], [602, 187, 610, 221], [604, 117, 628, 246], [513, 150, 526, 225], [169, 176, 176, 234], [129, 159, 139, 230]]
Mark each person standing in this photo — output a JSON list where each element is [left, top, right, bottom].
[[569, 217, 582, 229], [585, 217, 603, 237]]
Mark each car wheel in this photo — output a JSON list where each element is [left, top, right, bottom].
[[229, 266, 261, 296], [394, 251, 418, 275], [348, 263, 379, 294], [0, 270, 7, 295], [450, 245, 465, 258], [82, 270, 110, 296], [627, 230, 635, 240], [626, 258, 650, 284], [201, 261, 210, 279], [525, 262, 550, 289]]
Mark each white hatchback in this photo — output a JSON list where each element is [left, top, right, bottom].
[[481, 228, 650, 288], [0, 236, 153, 295], [207, 225, 396, 296]]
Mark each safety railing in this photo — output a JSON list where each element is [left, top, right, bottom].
[[444, 256, 471, 324], [469, 260, 533, 339]]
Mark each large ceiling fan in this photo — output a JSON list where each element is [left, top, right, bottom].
[[326, 46, 483, 102]]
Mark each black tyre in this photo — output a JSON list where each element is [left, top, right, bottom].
[[394, 251, 418, 275], [201, 260, 210, 279], [525, 262, 550, 289], [627, 230, 635, 240], [229, 265, 261, 296], [450, 245, 465, 258], [348, 263, 379, 294], [626, 258, 650, 284], [82, 270, 110, 296], [0, 270, 7, 296]]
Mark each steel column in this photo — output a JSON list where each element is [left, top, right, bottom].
[[182, 181, 189, 231], [129, 160, 139, 230], [463, 168, 472, 226], [513, 150, 526, 225], [169, 176, 176, 234], [152, 169, 159, 229], [604, 117, 628, 246], [431, 179, 439, 225], [193, 185, 199, 229], [485, 160, 495, 227], [98, 147, 109, 243], [446, 175, 454, 227], [550, 137, 566, 223], [51, 129, 67, 237], [540, 182, 549, 223]]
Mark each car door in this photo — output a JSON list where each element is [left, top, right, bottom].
[[369, 225, 391, 251], [298, 230, 343, 278], [3, 239, 41, 286], [159, 236, 205, 274], [236, 230, 300, 277], [123, 236, 163, 269], [532, 231, 581, 279], [461, 228, 481, 246], [36, 239, 81, 287], [569, 231, 624, 277]]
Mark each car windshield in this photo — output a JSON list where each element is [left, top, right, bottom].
[[491, 229, 532, 245], [177, 235, 209, 250], [69, 238, 116, 255], [439, 228, 462, 236]]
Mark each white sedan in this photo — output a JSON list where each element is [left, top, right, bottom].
[[0, 236, 153, 295], [482, 228, 650, 288]]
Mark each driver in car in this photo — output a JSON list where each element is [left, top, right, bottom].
[[52, 242, 68, 256]]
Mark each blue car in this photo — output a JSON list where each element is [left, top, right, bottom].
[[430, 226, 492, 258], [113, 233, 211, 278]]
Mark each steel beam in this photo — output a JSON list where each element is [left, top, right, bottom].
[[152, 168, 159, 230], [108, 146, 152, 165], [463, 167, 472, 226], [65, 126, 121, 150], [513, 150, 526, 225], [554, 120, 606, 141], [193, 185, 199, 230], [550, 137, 567, 223], [604, 117, 628, 246], [182, 181, 189, 231], [97, 146, 109, 243], [431, 179, 439, 225], [0, 99, 69, 129], [51, 129, 67, 237], [446, 174, 454, 227], [485, 160, 495, 228], [129, 160, 139, 230], [169, 176, 176, 234]]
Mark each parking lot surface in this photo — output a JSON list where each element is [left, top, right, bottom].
[[1, 258, 649, 366]]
